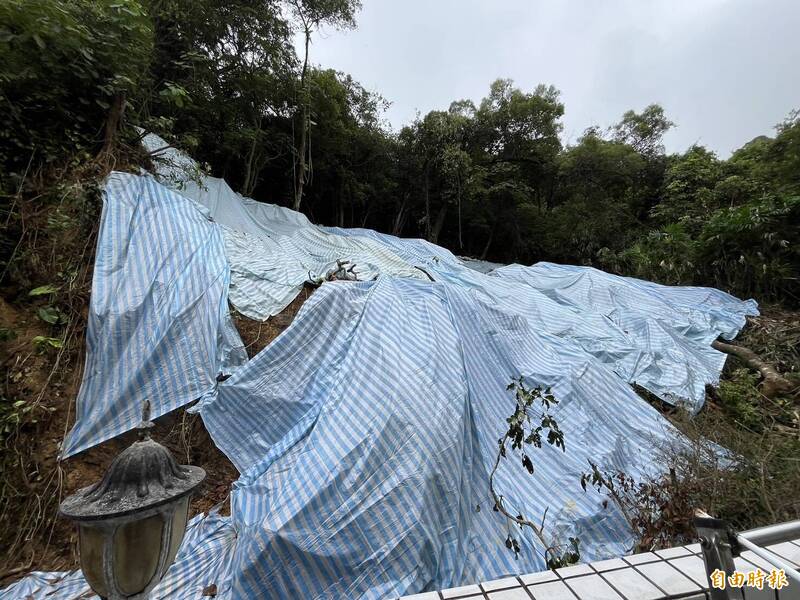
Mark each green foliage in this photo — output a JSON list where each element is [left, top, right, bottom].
[[0, 0, 153, 182], [651, 145, 723, 228], [545, 538, 581, 570], [288, 0, 362, 32], [32, 335, 63, 351], [612, 104, 674, 156], [0, 0, 797, 309], [603, 184, 800, 303], [158, 82, 190, 108], [143, 0, 296, 197], [716, 369, 763, 430], [502, 377, 564, 459], [698, 194, 800, 300], [2, 0, 799, 569], [0, 398, 33, 441], [600, 223, 698, 286], [298, 69, 392, 225], [28, 284, 59, 297], [767, 111, 800, 191]]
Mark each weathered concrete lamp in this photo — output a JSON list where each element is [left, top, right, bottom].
[[60, 401, 205, 599]]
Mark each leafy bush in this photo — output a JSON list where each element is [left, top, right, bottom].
[[0, 0, 153, 184], [600, 223, 697, 286], [600, 195, 800, 303], [697, 194, 800, 302], [715, 369, 764, 430]]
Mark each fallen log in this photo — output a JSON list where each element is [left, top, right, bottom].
[[712, 339, 796, 398]]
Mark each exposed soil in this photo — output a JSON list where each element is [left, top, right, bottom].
[[0, 287, 312, 585], [233, 285, 315, 357]]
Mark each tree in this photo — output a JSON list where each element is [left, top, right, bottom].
[[651, 145, 722, 228], [297, 68, 390, 227], [544, 130, 646, 262], [288, 0, 362, 210], [409, 108, 474, 243], [767, 110, 800, 192], [612, 104, 674, 156], [142, 0, 296, 195], [488, 378, 581, 568], [470, 80, 564, 260], [0, 0, 153, 179]]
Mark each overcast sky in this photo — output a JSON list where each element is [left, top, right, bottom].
[[299, 0, 799, 156]]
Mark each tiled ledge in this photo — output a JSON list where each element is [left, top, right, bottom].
[[396, 537, 800, 600]]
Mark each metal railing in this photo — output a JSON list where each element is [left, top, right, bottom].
[[694, 510, 800, 600]]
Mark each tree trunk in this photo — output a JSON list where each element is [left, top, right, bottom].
[[242, 121, 261, 197], [100, 93, 126, 157], [349, 199, 354, 228], [480, 224, 495, 260], [293, 29, 311, 211], [457, 176, 463, 249], [392, 193, 408, 236], [361, 201, 373, 228], [337, 178, 345, 227], [424, 168, 431, 240], [712, 340, 795, 398], [430, 203, 448, 244]]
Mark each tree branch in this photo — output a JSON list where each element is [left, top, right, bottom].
[[489, 432, 550, 550]]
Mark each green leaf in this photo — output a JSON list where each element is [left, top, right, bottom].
[[32, 336, 63, 350], [37, 307, 60, 324], [29, 284, 59, 296]]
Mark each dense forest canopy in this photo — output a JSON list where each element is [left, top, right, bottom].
[[1, 0, 798, 304]]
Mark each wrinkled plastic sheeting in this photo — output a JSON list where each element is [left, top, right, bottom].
[[30, 140, 762, 598], [495, 263, 759, 409], [140, 134, 758, 409], [0, 508, 237, 599], [196, 276, 686, 598], [60, 173, 246, 458], [322, 227, 758, 412], [142, 134, 427, 320], [498, 263, 757, 345]]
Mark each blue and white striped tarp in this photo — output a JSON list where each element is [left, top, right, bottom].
[[60, 173, 246, 458], [199, 276, 688, 598], [10, 140, 759, 599], [141, 134, 429, 320], [324, 226, 758, 412]]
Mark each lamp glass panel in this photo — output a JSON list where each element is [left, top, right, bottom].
[[165, 496, 190, 567], [113, 513, 163, 596], [78, 525, 109, 598]]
